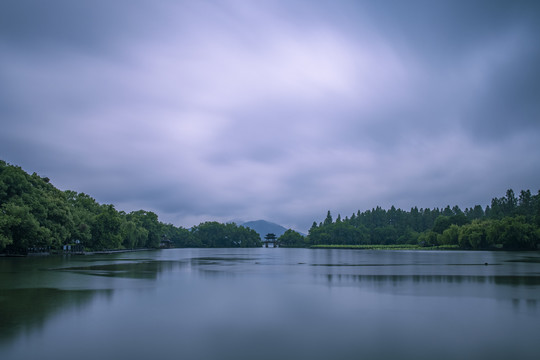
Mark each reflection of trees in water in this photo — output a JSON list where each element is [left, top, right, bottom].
[[512, 298, 538, 310], [320, 273, 540, 306], [188, 257, 262, 278], [56, 260, 186, 279], [0, 287, 112, 344], [321, 273, 540, 286], [0, 260, 186, 345]]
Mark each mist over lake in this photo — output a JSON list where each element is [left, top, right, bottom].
[[2, 248, 539, 360]]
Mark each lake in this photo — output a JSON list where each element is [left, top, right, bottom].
[[1, 248, 539, 360]]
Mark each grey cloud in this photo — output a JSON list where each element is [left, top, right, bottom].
[[0, 1, 121, 54], [1, 0, 540, 233], [465, 47, 540, 139], [0, 0, 188, 53], [357, 0, 540, 58]]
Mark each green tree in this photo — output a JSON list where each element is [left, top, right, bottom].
[[458, 221, 490, 249], [91, 205, 122, 250], [278, 229, 305, 247], [127, 210, 161, 248], [418, 230, 438, 247], [0, 203, 41, 253], [191, 222, 223, 247], [190, 222, 261, 248], [465, 205, 485, 220], [397, 227, 419, 244], [231, 224, 261, 247], [371, 225, 398, 245], [433, 216, 452, 234], [517, 190, 533, 219], [489, 217, 540, 249], [121, 220, 148, 249], [504, 189, 518, 216], [438, 224, 460, 245], [323, 211, 333, 226], [161, 223, 193, 248]]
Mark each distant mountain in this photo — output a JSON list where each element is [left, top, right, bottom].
[[241, 220, 288, 239]]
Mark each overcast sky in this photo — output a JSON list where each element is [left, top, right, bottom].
[[1, 0, 539, 232]]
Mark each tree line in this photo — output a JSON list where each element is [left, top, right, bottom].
[[293, 188, 540, 250], [0, 161, 260, 254], [2, 160, 539, 252]]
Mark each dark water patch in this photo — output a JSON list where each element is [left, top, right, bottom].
[[493, 275, 540, 286], [51, 260, 185, 279], [190, 257, 259, 267], [311, 263, 498, 267], [312, 263, 409, 266], [505, 256, 540, 264], [0, 287, 111, 344], [65, 257, 156, 264], [319, 273, 540, 290], [446, 263, 501, 266], [192, 257, 258, 262]]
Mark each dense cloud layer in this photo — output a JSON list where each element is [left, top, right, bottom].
[[2, 0, 539, 232]]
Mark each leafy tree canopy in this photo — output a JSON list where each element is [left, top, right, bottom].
[[0, 161, 260, 253], [304, 189, 540, 250]]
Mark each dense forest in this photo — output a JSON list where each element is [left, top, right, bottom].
[[0, 161, 261, 254], [1, 160, 539, 253], [300, 188, 540, 250]]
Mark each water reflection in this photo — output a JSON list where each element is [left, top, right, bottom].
[[512, 298, 538, 310], [505, 256, 540, 263], [0, 254, 185, 347], [53, 260, 187, 279], [0, 287, 112, 344], [2, 249, 540, 360], [320, 273, 540, 286]]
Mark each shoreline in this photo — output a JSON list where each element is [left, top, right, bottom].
[[0, 248, 155, 257]]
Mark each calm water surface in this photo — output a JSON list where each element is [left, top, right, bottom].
[[1, 248, 539, 360]]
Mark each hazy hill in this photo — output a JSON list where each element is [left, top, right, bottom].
[[242, 220, 287, 239]]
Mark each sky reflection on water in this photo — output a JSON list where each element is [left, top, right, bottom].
[[1, 248, 540, 360]]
